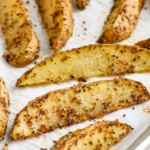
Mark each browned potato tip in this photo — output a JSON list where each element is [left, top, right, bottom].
[[76, 0, 89, 9], [136, 38, 150, 50]]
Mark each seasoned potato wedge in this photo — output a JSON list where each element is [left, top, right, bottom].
[[136, 38, 150, 50], [98, 0, 145, 43], [76, 0, 89, 9], [36, 0, 73, 51], [51, 120, 133, 150], [0, 0, 40, 67], [17, 44, 150, 87], [11, 78, 149, 140], [0, 78, 9, 141]]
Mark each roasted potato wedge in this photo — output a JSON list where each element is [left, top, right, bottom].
[[0, 0, 40, 67], [136, 38, 150, 50], [51, 120, 133, 150], [76, 0, 89, 9], [98, 0, 145, 43], [17, 44, 150, 87], [36, 0, 73, 51], [0, 78, 9, 141], [11, 78, 149, 140]]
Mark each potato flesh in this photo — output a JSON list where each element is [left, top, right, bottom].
[[0, 0, 39, 67], [51, 121, 133, 150], [36, 0, 73, 51], [17, 44, 150, 86], [11, 78, 149, 140]]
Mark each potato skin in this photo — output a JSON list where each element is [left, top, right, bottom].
[[98, 0, 145, 43], [17, 44, 150, 87], [11, 78, 149, 140], [136, 38, 150, 50], [0, 0, 40, 67], [51, 120, 133, 150], [76, 0, 89, 9], [36, 0, 73, 51], [0, 78, 9, 141]]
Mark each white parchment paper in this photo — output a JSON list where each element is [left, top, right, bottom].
[[0, 0, 150, 149]]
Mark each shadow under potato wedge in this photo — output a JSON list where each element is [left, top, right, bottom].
[[11, 78, 149, 140], [0, 0, 40, 67], [98, 0, 145, 43], [36, 0, 73, 51], [17, 44, 150, 87], [51, 120, 133, 150], [76, 0, 89, 9], [0, 78, 9, 141]]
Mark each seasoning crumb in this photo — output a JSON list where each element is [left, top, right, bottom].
[[123, 114, 126, 117], [132, 107, 135, 110], [2, 54, 7, 60], [143, 106, 150, 114], [3, 143, 8, 150], [144, 7, 147, 10], [83, 21, 86, 24], [25, 1, 30, 4]]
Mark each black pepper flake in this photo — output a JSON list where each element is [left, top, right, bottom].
[[26, 1, 30, 4], [83, 21, 86, 24], [70, 75, 75, 79], [89, 141, 93, 145], [78, 78, 86, 82]]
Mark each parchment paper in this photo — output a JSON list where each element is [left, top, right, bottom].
[[0, 0, 150, 149]]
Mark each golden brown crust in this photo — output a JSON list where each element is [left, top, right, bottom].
[[36, 0, 73, 51], [0, 78, 9, 141], [11, 78, 149, 140], [136, 38, 150, 50], [0, 0, 40, 67], [16, 44, 150, 87], [76, 0, 89, 9], [98, 0, 145, 43], [51, 120, 133, 150]]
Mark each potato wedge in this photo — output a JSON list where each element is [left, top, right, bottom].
[[51, 120, 133, 150], [0, 78, 9, 141], [76, 0, 89, 9], [98, 0, 145, 43], [17, 44, 150, 87], [0, 0, 40, 67], [11, 78, 149, 140], [36, 0, 73, 51], [136, 38, 150, 50]]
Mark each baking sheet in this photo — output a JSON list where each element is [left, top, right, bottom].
[[0, 0, 150, 149]]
